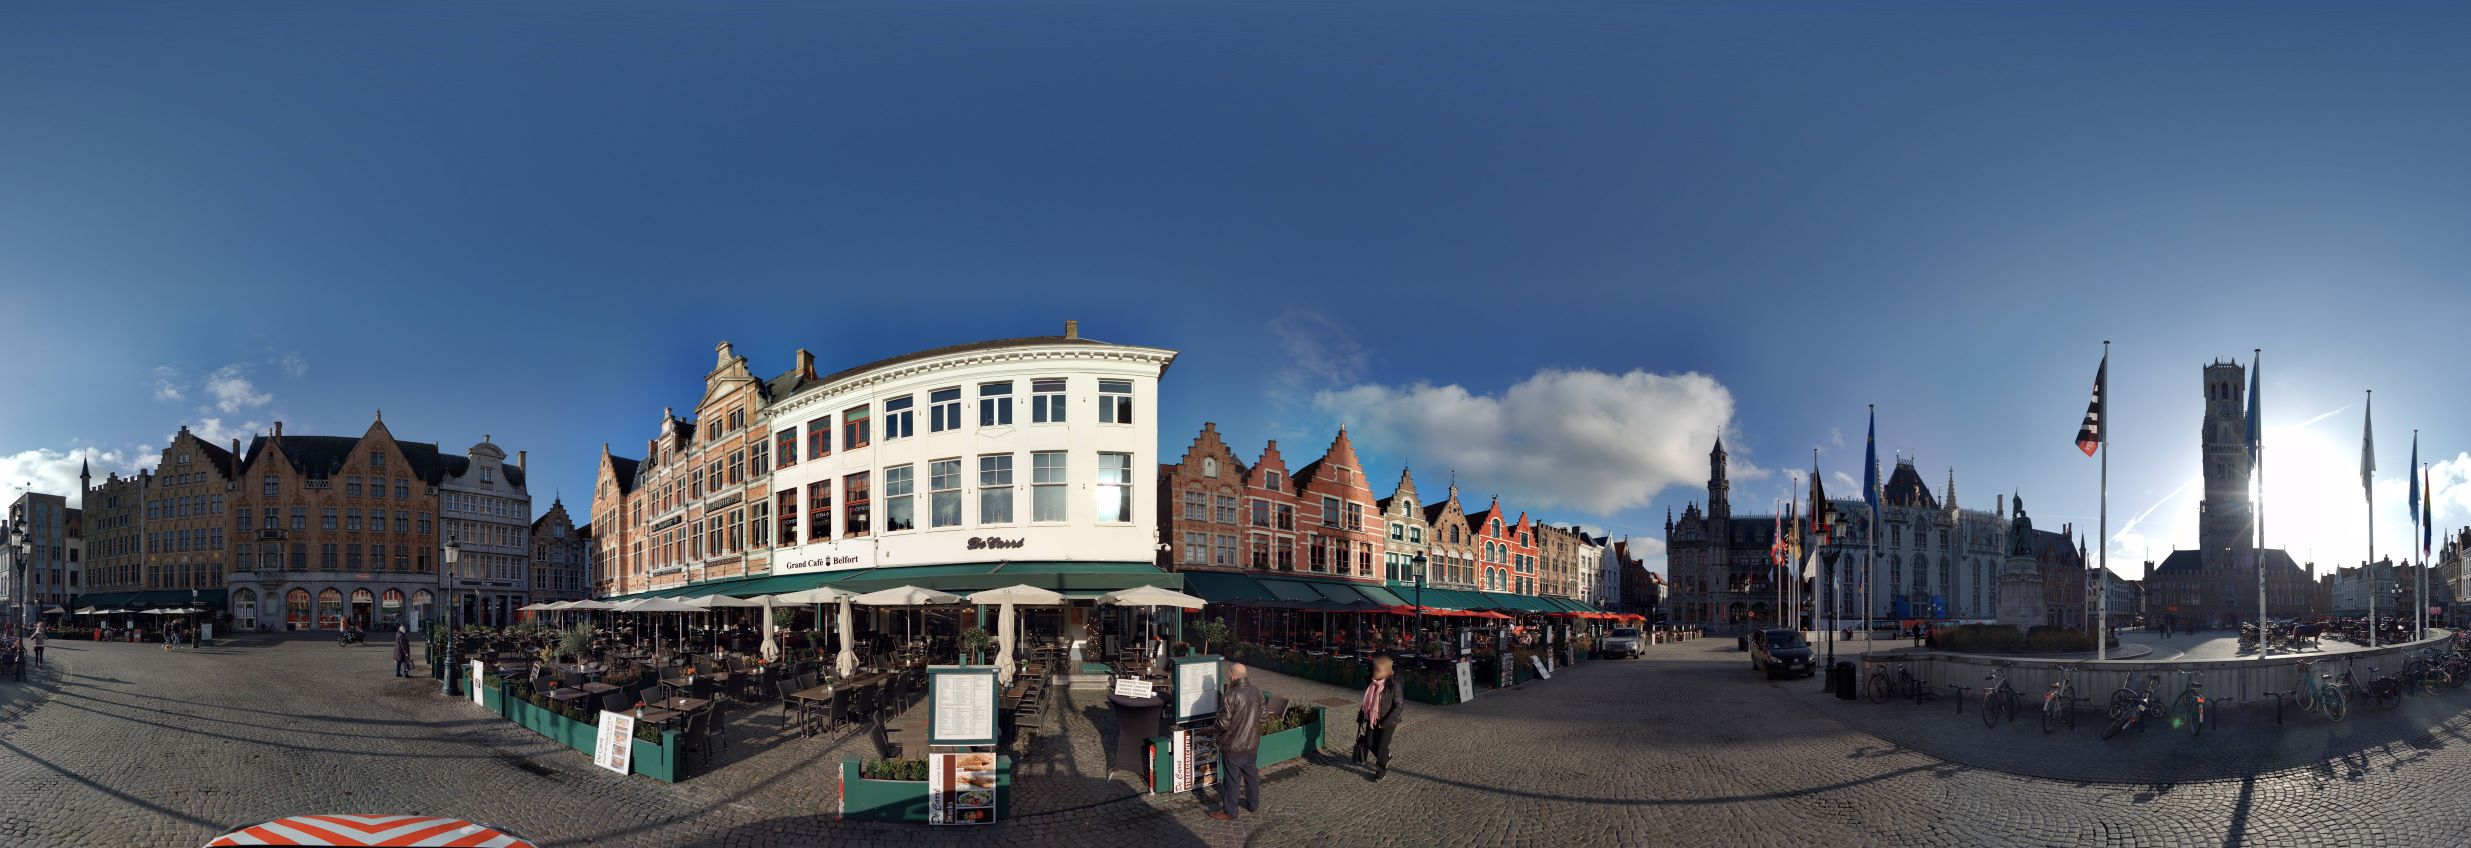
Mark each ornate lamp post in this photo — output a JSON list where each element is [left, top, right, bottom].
[[1411, 553, 1429, 655], [440, 537, 462, 697], [7, 516, 24, 681]]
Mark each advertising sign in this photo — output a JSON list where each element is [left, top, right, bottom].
[[469, 660, 487, 706], [1530, 655, 1553, 680], [1113, 678, 1156, 699], [595, 711, 635, 775], [1455, 659, 1475, 703], [1173, 656, 1222, 722], [927, 752, 998, 825], [927, 666, 1000, 746], [1167, 727, 1221, 794]]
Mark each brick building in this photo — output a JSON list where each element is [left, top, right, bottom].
[[225, 416, 452, 632], [1292, 429, 1382, 582], [597, 342, 809, 597], [1376, 468, 1428, 585], [1240, 440, 1299, 573], [1421, 480, 1477, 590], [79, 460, 149, 596], [1157, 422, 1246, 571], [529, 498, 590, 603]]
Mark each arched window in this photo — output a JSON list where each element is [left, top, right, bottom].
[[317, 588, 344, 631], [233, 588, 258, 630], [380, 589, 404, 626], [410, 589, 433, 624], [285, 589, 310, 630]]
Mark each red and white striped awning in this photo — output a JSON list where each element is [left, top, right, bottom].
[[206, 815, 536, 847]]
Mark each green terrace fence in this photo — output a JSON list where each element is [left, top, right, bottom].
[[470, 669, 682, 783], [1147, 706, 1329, 794]]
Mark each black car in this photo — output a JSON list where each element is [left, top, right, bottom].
[[1749, 628, 1814, 678]]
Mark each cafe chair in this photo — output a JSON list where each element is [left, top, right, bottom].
[[775, 679, 804, 721]]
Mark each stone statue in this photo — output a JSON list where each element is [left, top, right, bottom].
[[2008, 494, 2033, 556]]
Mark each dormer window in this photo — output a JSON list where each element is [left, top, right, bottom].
[[481, 466, 493, 484]]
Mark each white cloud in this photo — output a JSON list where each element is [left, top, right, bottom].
[[191, 418, 264, 449], [1832, 471, 1859, 493], [277, 352, 308, 378], [1627, 536, 1669, 576], [1265, 309, 1369, 406], [1829, 427, 1846, 448], [205, 364, 272, 413], [152, 366, 186, 402], [1315, 368, 1750, 515], [0, 446, 159, 509]]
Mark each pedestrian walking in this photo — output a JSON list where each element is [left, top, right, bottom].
[[394, 626, 413, 678], [1208, 662, 1264, 822], [1355, 655, 1405, 781], [29, 627, 43, 665], [163, 622, 175, 651]]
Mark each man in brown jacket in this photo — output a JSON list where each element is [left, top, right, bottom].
[[1209, 662, 1263, 821]]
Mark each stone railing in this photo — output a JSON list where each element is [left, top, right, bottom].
[[1859, 630, 2454, 709]]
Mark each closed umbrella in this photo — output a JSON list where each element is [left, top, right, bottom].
[[836, 600, 858, 677], [1099, 585, 1208, 657], [968, 585, 1066, 684], [768, 587, 856, 667]]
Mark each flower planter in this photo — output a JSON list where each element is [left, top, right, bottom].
[[1146, 706, 1327, 794], [470, 673, 681, 782], [837, 756, 1013, 823]]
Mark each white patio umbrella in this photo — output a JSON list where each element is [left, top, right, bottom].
[[853, 586, 963, 667], [682, 595, 764, 653], [616, 597, 702, 653], [1099, 585, 1210, 658], [768, 587, 859, 671], [967, 585, 1065, 684]]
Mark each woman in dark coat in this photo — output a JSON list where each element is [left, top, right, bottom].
[[393, 626, 413, 678]]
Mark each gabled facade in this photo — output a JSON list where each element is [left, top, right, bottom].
[[438, 436, 532, 625], [1241, 441, 1299, 573], [1158, 422, 1248, 572], [81, 459, 152, 596], [591, 444, 640, 597], [530, 499, 589, 602], [225, 415, 459, 632], [1377, 468, 1429, 585], [1421, 482, 1476, 590], [1291, 429, 1382, 582]]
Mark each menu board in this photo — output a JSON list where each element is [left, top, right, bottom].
[[1169, 728, 1221, 794], [927, 752, 998, 825], [1173, 656, 1221, 722], [470, 660, 487, 706], [928, 666, 999, 746], [1455, 659, 1475, 703], [1531, 655, 1553, 680], [595, 711, 635, 775], [1113, 678, 1156, 699]]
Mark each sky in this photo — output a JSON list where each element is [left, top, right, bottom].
[[8, 2, 2471, 580]]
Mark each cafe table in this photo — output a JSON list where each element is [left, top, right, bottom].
[[1105, 692, 1166, 777]]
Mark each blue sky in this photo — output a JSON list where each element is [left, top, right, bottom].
[[8, 2, 2471, 578]]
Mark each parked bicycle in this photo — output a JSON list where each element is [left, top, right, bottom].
[[1867, 659, 1929, 705], [1981, 662, 2023, 728], [2169, 670, 2210, 736], [2101, 672, 2167, 740], [2041, 664, 2080, 734], [2290, 659, 2348, 722], [2349, 659, 2402, 711]]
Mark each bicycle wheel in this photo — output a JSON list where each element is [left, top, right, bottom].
[[1868, 673, 1889, 704], [2041, 693, 2061, 734], [2404, 659, 2429, 690], [2170, 691, 2196, 733], [2375, 679, 2401, 711], [2063, 690, 2077, 730], [2296, 679, 2318, 712], [2326, 685, 2348, 721], [1983, 689, 2001, 727], [2101, 709, 2131, 740]]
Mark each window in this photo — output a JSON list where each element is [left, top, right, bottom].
[[1032, 451, 1069, 522], [1203, 458, 1218, 478], [1249, 499, 1270, 527], [319, 543, 337, 569], [1276, 504, 1294, 530], [394, 545, 410, 571], [347, 544, 363, 570], [290, 544, 307, 570], [1215, 495, 1238, 524], [1183, 491, 1208, 521], [347, 476, 363, 497], [1390, 523, 1404, 540], [1309, 537, 1328, 572], [1183, 531, 1208, 565], [843, 406, 871, 450], [1360, 545, 1374, 577], [1276, 538, 1295, 570], [883, 464, 916, 532], [979, 382, 1014, 426], [729, 408, 744, 430], [691, 468, 704, 499], [778, 429, 799, 468], [781, 490, 802, 546], [691, 522, 703, 560], [750, 440, 769, 476], [729, 450, 745, 484], [1250, 534, 1271, 568], [480, 466, 492, 484], [1098, 379, 1132, 424], [1096, 453, 1132, 523], [394, 479, 408, 499], [1264, 472, 1281, 492], [1214, 534, 1237, 567], [395, 511, 409, 533], [979, 455, 1014, 524], [1346, 502, 1364, 531], [417, 513, 431, 534], [844, 472, 871, 536], [750, 501, 769, 551], [806, 418, 831, 460], [1321, 496, 1341, 528], [930, 459, 961, 528], [884, 395, 915, 440], [928, 387, 962, 433], [1031, 379, 1066, 423], [263, 476, 278, 496], [290, 507, 306, 530]]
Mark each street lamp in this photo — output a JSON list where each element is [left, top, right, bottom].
[[1411, 553, 1429, 656], [7, 517, 24, 681], [440, 537, 462, 697]]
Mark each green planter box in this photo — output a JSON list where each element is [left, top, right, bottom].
[[1147, 707, 1328, 794], [472, 673, 681, 782], [1401, 675, 1461, 705], [837, 756, 1013, 823]]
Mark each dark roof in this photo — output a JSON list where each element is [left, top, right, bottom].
[[1422, 496, 1461, 526], [2153, 548, 2305, 575], [438, 455, 526, 489], [608, 456, 641, 495], [240, 433, 449, 485], [2028, 529, 2081, 564], [766, 368, 817, 403], [812, 336, 1125, 390], [1728, 516, 1785, 546], [1883, 463, 1938, 509], [195, 438, 236, 478]]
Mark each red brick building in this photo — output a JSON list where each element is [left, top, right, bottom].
[[1292, 429, 1382, 583], [1157, 422, 1247, 571], [1241, 439, 1300, 573]]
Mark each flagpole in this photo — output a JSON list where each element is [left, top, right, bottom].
[[2369, 390, 2377, 648], [2255, 348, 2266, 662], [2098, 341, 2109, 661], [1866, 405, 1877, 651]]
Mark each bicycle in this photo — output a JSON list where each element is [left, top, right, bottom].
[[2290, 660, 2348, 723], [2169, 670, 2210, 736], [2102, 672, 2167, 740], [2347, 659, 2402, 711], [1981, 663, 2022, 728], [2041, 664, 2080, 734], [1867, 659, 1929, 705]]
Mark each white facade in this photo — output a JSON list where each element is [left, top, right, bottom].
[[763, 341, 1176, 576], [439, 439, 532, 626]]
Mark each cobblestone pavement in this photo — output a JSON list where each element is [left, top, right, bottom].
[[13, 631, 2471, 845]]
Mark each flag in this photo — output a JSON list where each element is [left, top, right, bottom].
[[2362, 394, 2376, 501], [1770, 512, 1785, 569], [1864, 408, 1881, 518], [2425, 463, 2435, 558], [1802, 547, 1821, 581], [2410, 432, 2420, 539], [2244, 352, 2261, 465], [2076, 353, 2106, 457]]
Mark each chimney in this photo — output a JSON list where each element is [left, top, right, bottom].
[[272, 421, 283, 439], [795, 348, 815, 377], [518, 451, 527, 474], [1065, 319, 1079, 340]]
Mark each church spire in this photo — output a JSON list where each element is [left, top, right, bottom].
[[1946, 467, 1957, 511], [1708, 437, 1731, 519]]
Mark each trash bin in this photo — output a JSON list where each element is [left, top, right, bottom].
[[1737, 633, 1749, 652], [1831, 662, 1858, 700]]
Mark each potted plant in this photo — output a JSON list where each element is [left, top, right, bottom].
[[960, 626, 992, 665], [1194, 618, 1232, 655]]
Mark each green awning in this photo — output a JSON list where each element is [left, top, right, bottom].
[[1184, 571, 1274, 604], [605, 562, 1175, 604], [1307, 582, 1376, 607], [1356, 585, 1408, 607], [1255, 578, 1326, 604], [73, 589, 227, 609]]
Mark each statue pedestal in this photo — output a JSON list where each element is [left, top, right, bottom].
[[1995, 554, 2047, 635]]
